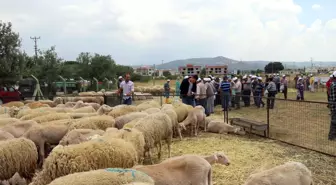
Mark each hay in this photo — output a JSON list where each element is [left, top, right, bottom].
[[160, 133, 336, 185]]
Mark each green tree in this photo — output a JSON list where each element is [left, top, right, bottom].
[[200, 68, 206, 76], [90, 54, 116, 81], [264, 62, 284, 73]]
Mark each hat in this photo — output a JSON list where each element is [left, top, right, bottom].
[[298, 77, 303, 80], [197, 78, 201, 82], [204, 78, 211, 82], [243, 75, 247, 79], [232, 77, 238, 81], [282, 75, 286, 77], [330, 74, 333, 78], [184, 76, 189, 79], [258, 77, 262, 80], [252, 75, 256, 78], [333, 71, 336, 77], [167, 79, 170, 82], [249, 74, 252, 77], [118, 76, 122, 79]]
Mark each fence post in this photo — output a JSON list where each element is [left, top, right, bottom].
[[103, 94, 107, 105]]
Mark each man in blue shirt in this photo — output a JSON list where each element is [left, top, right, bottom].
[[164, 79, 170, 103], [220, 76, 231, 111]]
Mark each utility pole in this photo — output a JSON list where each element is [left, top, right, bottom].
[[30, 36, 40, 59], [310, 57, 313, 68]]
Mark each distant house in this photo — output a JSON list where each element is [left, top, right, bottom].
[[279, 69, 303, 75], [205, 65, 228, 76], [305, 67, 318, 74], [134, 66, 154, 76], [178, 64, 201, 76]]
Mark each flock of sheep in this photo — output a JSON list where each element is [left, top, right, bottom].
[[0, 95, 314, 185]]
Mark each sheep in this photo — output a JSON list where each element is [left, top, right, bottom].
[[38, 97, 63, 107], [84, 102, 101, 111], [202, 152, 231, 166], [68, 112, 98, 119], [72, 100, 85, 109], [71, 106, 96, 113], [161, 104, 173, 111], [207, 120, 246, 137], [2, 101, 24, 108], [23, 124, 68, 166], [133, 112, 173, 164], [0, 138, 38, 181], [40, 119, 75, 126], [105, 127, 119, 133], [64, 101, 77, 108], [0, 130, 14, 140], [0, 106, 20, 116], [103, 128, 145, 164], [134, 154, 213, 185], [16, 107, 53, 119], [1, 172, 27, 185], [26, 102, 50, 109], [179, 105, 206, 136], [0, 117, 20, 127], [68, 115, 115, 131], [19, 110, 56, 121], [108, 105, 138, 118], [115, 112, 148, 129], [173, 103, 192, 122], [73, 96, 104, 105], [143, 107, 161, 114], [123, 118, 142, 129], [243, 161, 313, 185], [29, 138, 138, 185], [31, 113, 72, 124], [136, 101, 160, 111], [46, 168, 154, 185], [0, 120, 38, 138], [161, 108, 182, 140], [0, 113, 10, 118], [97, 104, 113, 115], [59, 129, 105, 146]]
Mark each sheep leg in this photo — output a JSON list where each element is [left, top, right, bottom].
[[166, 136, 172, 158], [177, 127, 182, 140], [148, 149, 154, 164], [38, 141, 46, 167], [157, 141, 162, 159]]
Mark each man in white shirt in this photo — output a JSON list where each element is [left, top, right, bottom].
[[118, 74, 134, 105], [233, 77, 242, 109]]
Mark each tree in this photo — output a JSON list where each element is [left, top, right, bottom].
[[264, 62, 284, 73], [200, 68, 206, 76]]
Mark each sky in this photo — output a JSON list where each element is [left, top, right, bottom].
[[1, 0, 336, 65]]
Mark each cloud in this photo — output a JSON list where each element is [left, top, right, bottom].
[[312, 4, 322, 10], [0, 0, 336, 65]]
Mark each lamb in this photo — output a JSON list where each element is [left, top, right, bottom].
[[59, 129, 105, 146], [0, 130, 14, 140], [46, 168, 154, 185], [134, 154, 213, 185], [0, 138, 38, 181], [243, 161, 313, 185], [0, 120, 38, 138], [133, 112, 173, 164], [103, 128, 145, 164], [207, 120, 246, 137], [136, 101, 160, 111], [97, 104, 113, 115], [143, 107, 161, 114], [115, 112, 148, 129], [68, 115, 115, 131], [161, 108, 182, 140], [29, 138, 138, 185], [23, 124, 68, 166], [108, 105, 138, 118], [179, 105, 206, 136], [31, 113, 72, 123]]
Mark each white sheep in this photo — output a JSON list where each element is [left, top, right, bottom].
[[59, 129, 105, 146], [97, 104, 113, 115], [46, 168, 155, 185], [0, 120, 38, 138], [143, 107, 161, 114], [29, 138, 138, 185], [68, 115, 115, 131], [161, 108, 182, 140], [243, 161, 313, 185], [133, 112, 173, 164], [207, 120, 246, 137], [179, 105, 206, 136], [0, 130, 14, 140], [134, 154, 213, 185], [108, 105, 138, 118], [115, 112, 148, 129]]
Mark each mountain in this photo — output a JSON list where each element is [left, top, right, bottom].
[[153, 56, 336, 72]]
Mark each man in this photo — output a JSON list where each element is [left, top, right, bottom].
[[327, 74, 333, 103], [255, 77, 265, 108], [242, 75, 251, 107], [180, 75, 198, 107], [251, 76, 258, 106], [232, 77, 242, 109], [118, 74, 134, 105], [175, 78, 181, 98], [195, 78, 208, 114], [274, 74, 281, 93], [220, 76, 231, 111], [117, 76, 124, 104], [294, 74, 299, 88], [309, 74, 315, 92], [164, 79, 171, 103], [328, 71, 336, 141], [204, 78, 215, 116], [281, 75, 288, 99]]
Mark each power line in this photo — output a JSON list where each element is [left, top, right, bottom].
[[30, 36, 40, 59]]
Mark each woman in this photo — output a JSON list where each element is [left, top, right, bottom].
[[297, 78, 304, 101], [266, 77, 277, 109]]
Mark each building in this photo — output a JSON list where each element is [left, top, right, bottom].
[[178, 64, 202, 76], [305, 67, 318, 74], [205, 65, 228, 76], [134, 66, 154, 76]]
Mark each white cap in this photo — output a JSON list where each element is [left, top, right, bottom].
[[204, 78, 211, 82], [252, 75, 256, 78], [282, 75, 286, 77], [232, 77, 238, 81], [118, 76, 122, 79], [167, 79, 170, 81], [249, 74, 252, 77], [330, 74, 333, 78], [298, 77, 303, 80], [258, 77, 262, 80], [333, 71, 336, 77], [243, 75, 247, 79], [184, 76, 189, 79], [197, 78, 201, 82]]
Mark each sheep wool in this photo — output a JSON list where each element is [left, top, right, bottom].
[[0, 118, 19, 127], [103, 128, 145, 164], [68, 112, 98, 119], [32, 113, 72, 124], [26, 102, 50, 109], [0, 113, 10, 118], [19, 110, 56, 121], [0, 130, 14, 140], [143, 108, 161, 115], [108, 105, 138, 118], [16, 107, 52, 119], [30, 138, 138, 185], [2, 101, 25, 108], [47, 168, 154, 185], [40, 119, 76, 126], [0, 138, 38, 180], [97, 105, 113, 115], [173, 104, 190, 123], [59, 129, 105, 146], [68, 115, 115, 131], [115, 112, 148, 129], [123, 118, 143, 129], [136, 101, 160, 112], [161, 108, 182, 140], [71, 106, 96, 113], [133, 113, 173, 163]]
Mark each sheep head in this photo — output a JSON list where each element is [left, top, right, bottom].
[[178, 122, 187, 131], [214, 152, 230, 166]]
